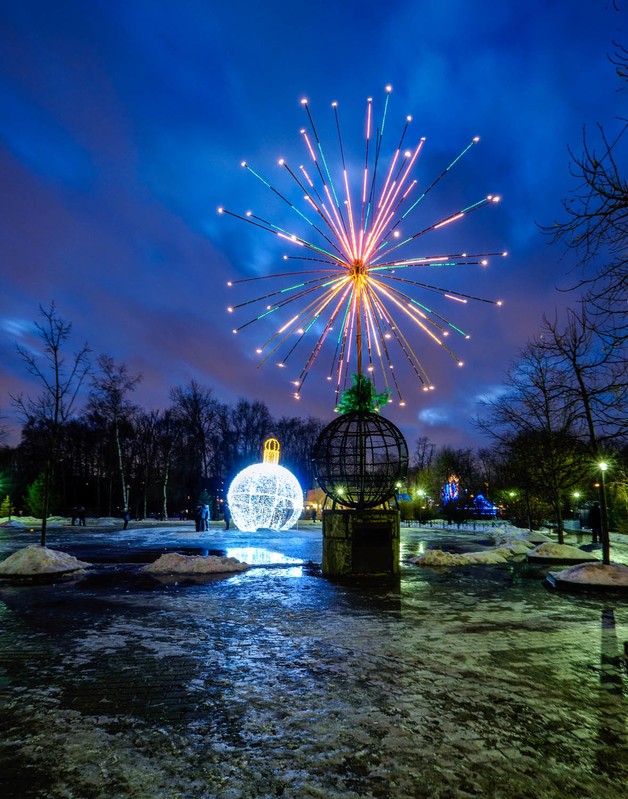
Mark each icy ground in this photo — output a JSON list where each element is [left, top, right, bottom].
[[0, 522, 627, 799]]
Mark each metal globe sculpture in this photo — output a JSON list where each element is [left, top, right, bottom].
[[312, 411, 409, 510]]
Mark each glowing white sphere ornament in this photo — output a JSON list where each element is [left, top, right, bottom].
[[227, 462, 303, 532]]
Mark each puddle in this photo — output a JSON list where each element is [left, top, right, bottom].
[[225, 547, 302, 565]]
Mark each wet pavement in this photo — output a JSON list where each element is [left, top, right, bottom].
[[0, 521, 627, 799]]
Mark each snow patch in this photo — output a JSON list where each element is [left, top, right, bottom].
[[141, 552, 249, 574], [0, 545, 91, 575]]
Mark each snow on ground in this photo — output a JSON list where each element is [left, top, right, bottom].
[[549, 561, 628, 587], [141, 552, 249, 574], [411, 548, 509, 566], [0, 545, 91, 575], [411, 532, 601, 568], [493, 541, 536, 556], [491, 530, 544, 549], [0, 515, 123, 528], [527, 542, 599, 561]]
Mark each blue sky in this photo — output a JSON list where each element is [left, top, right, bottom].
[[0, 0, 625, 450]]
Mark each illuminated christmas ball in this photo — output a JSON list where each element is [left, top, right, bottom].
[[227, 462, 303, 532]]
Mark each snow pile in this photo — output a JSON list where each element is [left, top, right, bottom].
[[6, 515, 41, 526], [141, 552, 249, 575], [465, 550, 510, 564], [493, 541, 535, 557], [528, 542, 598, 561], [412, 549, 466, 566], [521, 531, 552, 545], [550, 562, 628, 587], [412, 548, 508, 567], [492, 532, 537, 550], [0, 519, 28, 529], [0, 545, 91, 575]]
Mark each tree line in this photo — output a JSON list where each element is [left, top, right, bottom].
[[0, 308, 325, 544]]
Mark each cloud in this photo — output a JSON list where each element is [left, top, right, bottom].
[[418, 406, 451, 426]]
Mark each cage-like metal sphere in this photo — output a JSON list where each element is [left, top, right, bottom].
[[312, 411, 409, 509]]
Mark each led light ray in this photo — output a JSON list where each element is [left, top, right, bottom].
[[366, 285, 434, 386], [229, 273, 341, 312], [374, 271, 500, 305], [362, 288, 404, 395], [280, 159, 352, 260], [399, 138, 479, 223], [297, 281, 354, 383], [274, 279, 350, 371], [256, 278, 350, 365], [232, 275, 344, 333], [370, 195, 495, 265], [369, 278, 462, 365], [367, 140, 424, 255], [371, 286, 434, 376]]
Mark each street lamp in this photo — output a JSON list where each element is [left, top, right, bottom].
[[598, 462, 610, 565]]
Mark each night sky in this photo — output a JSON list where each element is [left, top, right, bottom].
[[0, 0, 624, 451]]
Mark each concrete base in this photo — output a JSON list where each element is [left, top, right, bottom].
[[322, 509, 400, 576]]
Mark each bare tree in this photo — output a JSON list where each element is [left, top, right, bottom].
[[11, 303, 90, 545], [170, 381, 222, 497], [479, 336, 584, 543], [156, 409, 181, 520], [537, 308, 627, 451], [88, 355, 141, 513], [274, 415, 324, 487], [224, 399, 273, 474], [544, 17, 627, 342], [412, 436, 435, 471]]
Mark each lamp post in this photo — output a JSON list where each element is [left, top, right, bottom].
[[598, 462, 610, 565]]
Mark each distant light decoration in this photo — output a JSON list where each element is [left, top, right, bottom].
[[227, 437, 303, 532], [219, 86, 506, 406], [442, 474, 460, 504]]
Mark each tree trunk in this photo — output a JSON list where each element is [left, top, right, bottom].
[[40, 459, 52, 547], [114, 423, 128, 510], [162, 460, 170, 521], [555, 496, 564, 545]]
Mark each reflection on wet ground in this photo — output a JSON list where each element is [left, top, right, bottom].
[[0, 523, 627, 798], [225, 546, 303, 565]]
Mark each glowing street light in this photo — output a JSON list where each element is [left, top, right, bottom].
[[598, 461, 610, 565]]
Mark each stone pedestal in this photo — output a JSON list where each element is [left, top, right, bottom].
[[322, 508, 400, 576]]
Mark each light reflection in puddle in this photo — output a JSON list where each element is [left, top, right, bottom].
[[225, 547, 302, 566], [282, 566, 303, 577]]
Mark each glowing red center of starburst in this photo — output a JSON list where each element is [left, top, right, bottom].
[[350, 259, 367, 277]]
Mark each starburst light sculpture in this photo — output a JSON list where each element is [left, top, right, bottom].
[[219, 86, 506, 407]]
